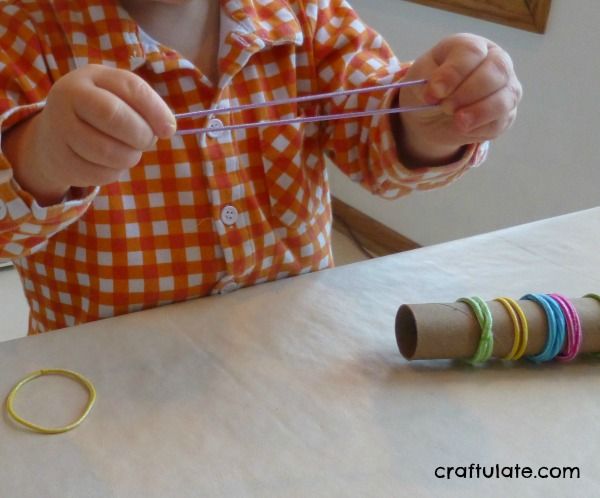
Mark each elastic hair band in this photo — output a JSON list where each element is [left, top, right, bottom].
[[550, 294, 582, 362], [522, 293, 566, 363], [5, 369, 96, 435], [458, 296, 494, 365], [495, 297, 528, 360], [511, 299, 529, 360]]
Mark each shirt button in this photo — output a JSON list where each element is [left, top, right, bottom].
[[0, 200, 7, 220], [220, 205, 238, 226], [207, 118, 225, 138]]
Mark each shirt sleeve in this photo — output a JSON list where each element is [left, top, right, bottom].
[[305, 0, 488, 199], [0, 4, 96, 262]]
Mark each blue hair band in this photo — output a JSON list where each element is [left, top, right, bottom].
[[522, 293, 566, 363]]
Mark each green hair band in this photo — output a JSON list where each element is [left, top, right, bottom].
[[458, 296, 494, 365]]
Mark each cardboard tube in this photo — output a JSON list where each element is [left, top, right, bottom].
[[395, 297, 600, 360]]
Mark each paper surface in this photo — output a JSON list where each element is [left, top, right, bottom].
[[1, 208, 600, 497]]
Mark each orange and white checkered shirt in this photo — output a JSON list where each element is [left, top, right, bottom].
[[0, 0, 486, 334]]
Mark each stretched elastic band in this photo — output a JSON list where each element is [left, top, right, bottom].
[[495, 297, 528, 360], [458, 296, 494, 365], [550, 294, 582, 361], [522, 293, 566, 363], [5, 369, 96, 434]]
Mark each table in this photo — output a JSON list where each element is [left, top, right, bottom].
[[2, 208, 600, 497]]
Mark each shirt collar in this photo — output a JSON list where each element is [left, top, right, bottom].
[[52, 0, 303, 71]]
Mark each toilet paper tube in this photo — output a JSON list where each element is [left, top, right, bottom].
[[395, 297, 600, 360]]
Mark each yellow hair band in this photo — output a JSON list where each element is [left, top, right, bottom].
[[495, 297, 529, 360], [5, 369, 96, 435], [585, 293, 600, 303]]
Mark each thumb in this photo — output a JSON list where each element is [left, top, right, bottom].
[[425, 34, 491, 102]]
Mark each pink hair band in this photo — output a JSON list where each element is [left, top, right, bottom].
[[550, 293, 582, 362]]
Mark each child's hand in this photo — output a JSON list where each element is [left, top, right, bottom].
[[5, 64, 176, 205], [396, 33, 522, 167]]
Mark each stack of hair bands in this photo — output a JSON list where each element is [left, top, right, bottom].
[[460, 293, 600, 365]]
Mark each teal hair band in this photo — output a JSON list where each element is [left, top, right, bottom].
[[522, 293, 566, 363], [458, 296, 494, 365]]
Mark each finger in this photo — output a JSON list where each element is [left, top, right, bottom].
[[92, 67, 176, 138], [62, 144, 128, 187], [453, 85, 521, 134], [74, 85, 158, 151], [447, 46, 518, 111], [73, 67, 175, 146], [462, 114, 516, 143], [457, 109, 517, 143], [66, 115, 143, 170], [426, 34, 490, 102]]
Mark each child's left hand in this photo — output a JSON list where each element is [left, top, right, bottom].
[[396, 33, 522, 167]]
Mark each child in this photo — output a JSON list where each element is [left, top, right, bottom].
[[0, 0, 521, 334]]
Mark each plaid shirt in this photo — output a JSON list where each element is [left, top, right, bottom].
[[0, 0, 486, 334]]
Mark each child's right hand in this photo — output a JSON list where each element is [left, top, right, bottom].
[[4, 64, 176, 206]]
